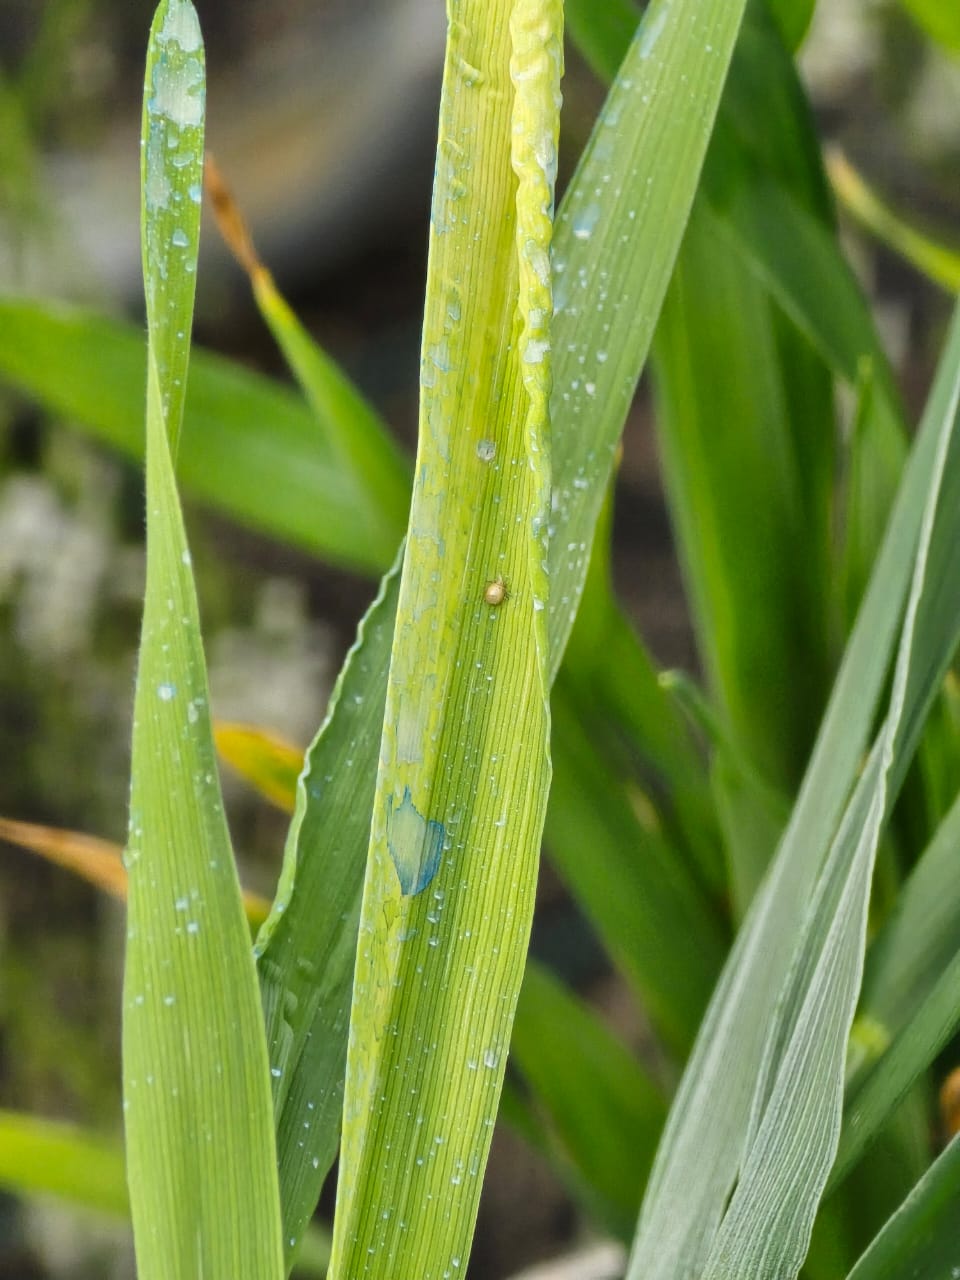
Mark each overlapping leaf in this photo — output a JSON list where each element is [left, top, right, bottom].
[[845, 1136, 960, 1280], [0, 1110, 331, 1278], [0, 298, 400, 573], [510, 961, 666, 1239], [256, 0, 749, 1258], [626, 305, 960, 1279]]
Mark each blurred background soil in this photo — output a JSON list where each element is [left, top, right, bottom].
[[0, 0, 957, 1274]]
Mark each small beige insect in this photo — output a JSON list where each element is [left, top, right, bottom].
[[483, 575, 510, 606]]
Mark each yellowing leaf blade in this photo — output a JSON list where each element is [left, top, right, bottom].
[[328, 3, 561, 1275]]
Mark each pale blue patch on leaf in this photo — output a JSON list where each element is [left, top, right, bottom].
[[387, 787, 446, 896]]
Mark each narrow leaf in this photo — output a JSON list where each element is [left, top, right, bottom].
[[327, 2, 559, 1273], [510, 961, 666, 1239], [122, 5, 284, 1275], [0, 817, 129, 901], [0, 1110, 128, 1218], [653, 196, 832, 788], [693, 302, 960, 1273], [838, 364, 909, 632], [257, 0, 750, 1254], [205, 155, 411, 545], [0, 296, 394, 574], [833, 789, 960, 1185], [827, 148, 960, 294], [213, 721, 303, 814], [256, 555, 403, 1264], [845, 1136, 960, 1280], [547, 676, 726, 1054], [626, 304, 960, 1279], [836, 948, 960, 1191], [560, 491, 722, 896], [856, 787, 960, 1065], [548, 0, 749, 668]]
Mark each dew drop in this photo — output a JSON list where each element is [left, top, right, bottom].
[[571, 203, 601, 241]]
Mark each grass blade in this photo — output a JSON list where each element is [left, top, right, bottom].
[[213, 721, 303, 814], [327, 3, 559, 1272], [205, 156, 411, 545], [698, 753, 892, 1275], [0, 1111, 128, 1218], [845, 1136, 960, 1280], [547, 0, 748, 668], [855, 788, 960, 1069], [547, 676, 726, 1054], [510, 961, 666, 1240], [827, 149, 960, 295], [0, 816, 129, 901], [256, 554, 402, 1265], [692, 307, 959, 1275], [837, 948, 960, 1192], [626, 303, 960, 1279], [257, 0, 749, 1254], [560, 493, 722, 897], [718, 176, 905, 423], [0, 297, 396, 573], [123, 5, 283, 1275], [838, 366, 910, 632], [653, 196, 833, 789], [832, 788, 960, 1186]]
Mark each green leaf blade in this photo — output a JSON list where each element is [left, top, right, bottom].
[[139, 0, 204, 459], [123, 5, 284, 1277], [327, 3, 560, 1274], [511, 962, 666, 1239], [626, 302, 960, 1280], [256, 554, 402, 1266], [0, 297, 394, 574], [248, 267, 411, 551], [548, 0, 750, 675], [547, 676, 726, 1053], [257, 0, 751, 1254], [845, 1135, 960, 1280], [0, 1111, 128, 1219]]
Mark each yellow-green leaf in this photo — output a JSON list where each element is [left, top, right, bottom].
[[214, 721, 303, 814], [0, 815, 271, 927], [122, 4, 284, 1276], [328, 3, 561, 1276]]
